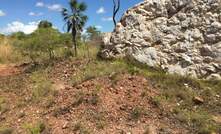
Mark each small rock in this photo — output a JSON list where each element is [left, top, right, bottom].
[[62, 122, 69, 129], [193, 96, 204, 104], [215, 95, 220, 98], [145, 125, 157, 134], [212, 115, 221, 124], [184, 83, 189, 88], [206, 74, 221, 80]]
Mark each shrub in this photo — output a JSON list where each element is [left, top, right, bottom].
[[130, 107, 145, 121], [30, 71, 55, 102], [0, 37, 23, 63], [72, 122, 90, 134], [23, 122, 46, 134], [18, 28, 61, 62]]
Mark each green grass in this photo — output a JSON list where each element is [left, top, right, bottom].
[[72, 122, 90, 134], [70, 59, 130, 86], [84, 109, 107, 130], [130, 106, 145, 121], [66, 46, 221, 133], [30, 71, 57, 103], [23, 122, 46, 134], [0, 127, 13, 134], [0, 43, 221, 133], [0, 97, 9, 114]]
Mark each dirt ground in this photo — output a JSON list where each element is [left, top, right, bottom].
[[0, 61, 219, 134], [0, 64, 21, 77]]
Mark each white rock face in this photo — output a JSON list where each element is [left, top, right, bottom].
[[100, 0, 221, 79]]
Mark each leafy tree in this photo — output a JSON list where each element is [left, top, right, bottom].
[[10, 32, 26, 40], [62, 0, 88, 56], [20, 28, 60, 62], [113, 0, 120, 26], [38, 20, 52, 29], [86, 26, 101, 41], [60, 33, 74, 57], [0, 34, 5, 38]]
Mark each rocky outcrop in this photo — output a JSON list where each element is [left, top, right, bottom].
[[100, 0, 221, 79]]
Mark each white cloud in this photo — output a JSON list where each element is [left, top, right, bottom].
[[36, 2, 63, 12], [47, 4, 63, 11], [96, 7, 106, 14], [0, 21, 39, 34], [0, 10, 6, 16], [102, 17, 112, 21], [29, 12, 43, 16], [36, 2, 44, 7], [95, 25, 103, 29]]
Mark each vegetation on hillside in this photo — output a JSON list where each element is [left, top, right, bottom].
[[0, 0, 220, 134]]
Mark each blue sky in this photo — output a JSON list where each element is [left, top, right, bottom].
[[0, 0, 142, 34]]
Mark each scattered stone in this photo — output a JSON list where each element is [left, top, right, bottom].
[[193, 96, 204, 104], [215, 95, 220, 98], [144, 125, 157, 134], [62, 121, 69, 129], [184, 83, 189, 88]]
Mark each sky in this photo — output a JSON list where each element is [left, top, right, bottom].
[[0, 0, 142, 35]]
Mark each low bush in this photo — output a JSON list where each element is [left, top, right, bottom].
[[30, 71, 56, 102]]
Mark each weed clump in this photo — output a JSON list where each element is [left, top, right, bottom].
[[23, 122, 46, 134], [30, 71, 56, 103], [0, 127, 13, 134]]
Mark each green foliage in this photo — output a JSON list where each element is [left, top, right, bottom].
[[86, 26, 101, 41], [130, 107, 144, 121], [10, 32, 26, 40], [72, 122, 90, 134], [62, 0, 88, 56], [173, 108, 220, 134], [23, 122, 45, 134], [70, 59, 128, 86], [0, 127, 13, 134], [38, 20, 52, 29], [18, 27, 61, 62], [72, 91, 85, 107], [0, 34, 4, 39], [30, 71, 54, 102], [0, 97, 9, 114]]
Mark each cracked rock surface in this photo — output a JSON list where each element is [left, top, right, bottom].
[[100, 0, 221, 79]]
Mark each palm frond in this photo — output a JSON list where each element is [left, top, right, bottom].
[[78, 2, 87, 12], [69, 0, 78, 12], [61, 8, 69, 17], [62, 0, 88, 33]]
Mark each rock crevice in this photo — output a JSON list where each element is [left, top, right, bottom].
[[100, 0, 221, 79]]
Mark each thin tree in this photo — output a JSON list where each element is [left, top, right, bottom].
[[113, 0, 120, 26], [62, 0, 88, 56]]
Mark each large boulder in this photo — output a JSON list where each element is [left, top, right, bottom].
[[100, 0, 221, 79]]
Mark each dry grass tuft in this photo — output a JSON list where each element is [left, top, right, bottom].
[[0, 38, 23, 63]]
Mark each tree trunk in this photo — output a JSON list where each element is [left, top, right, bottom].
[[113, 0, 120, 27], [73, 38, 77, 57], [72, 27, 77, 57]]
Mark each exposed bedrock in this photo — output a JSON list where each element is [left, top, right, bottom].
[[100, 0, 221, 79]]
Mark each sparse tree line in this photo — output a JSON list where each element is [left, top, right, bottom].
[[0, 0, 121, 63]]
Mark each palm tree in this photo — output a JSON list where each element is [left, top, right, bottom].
[[62, 0, 88, 56]]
